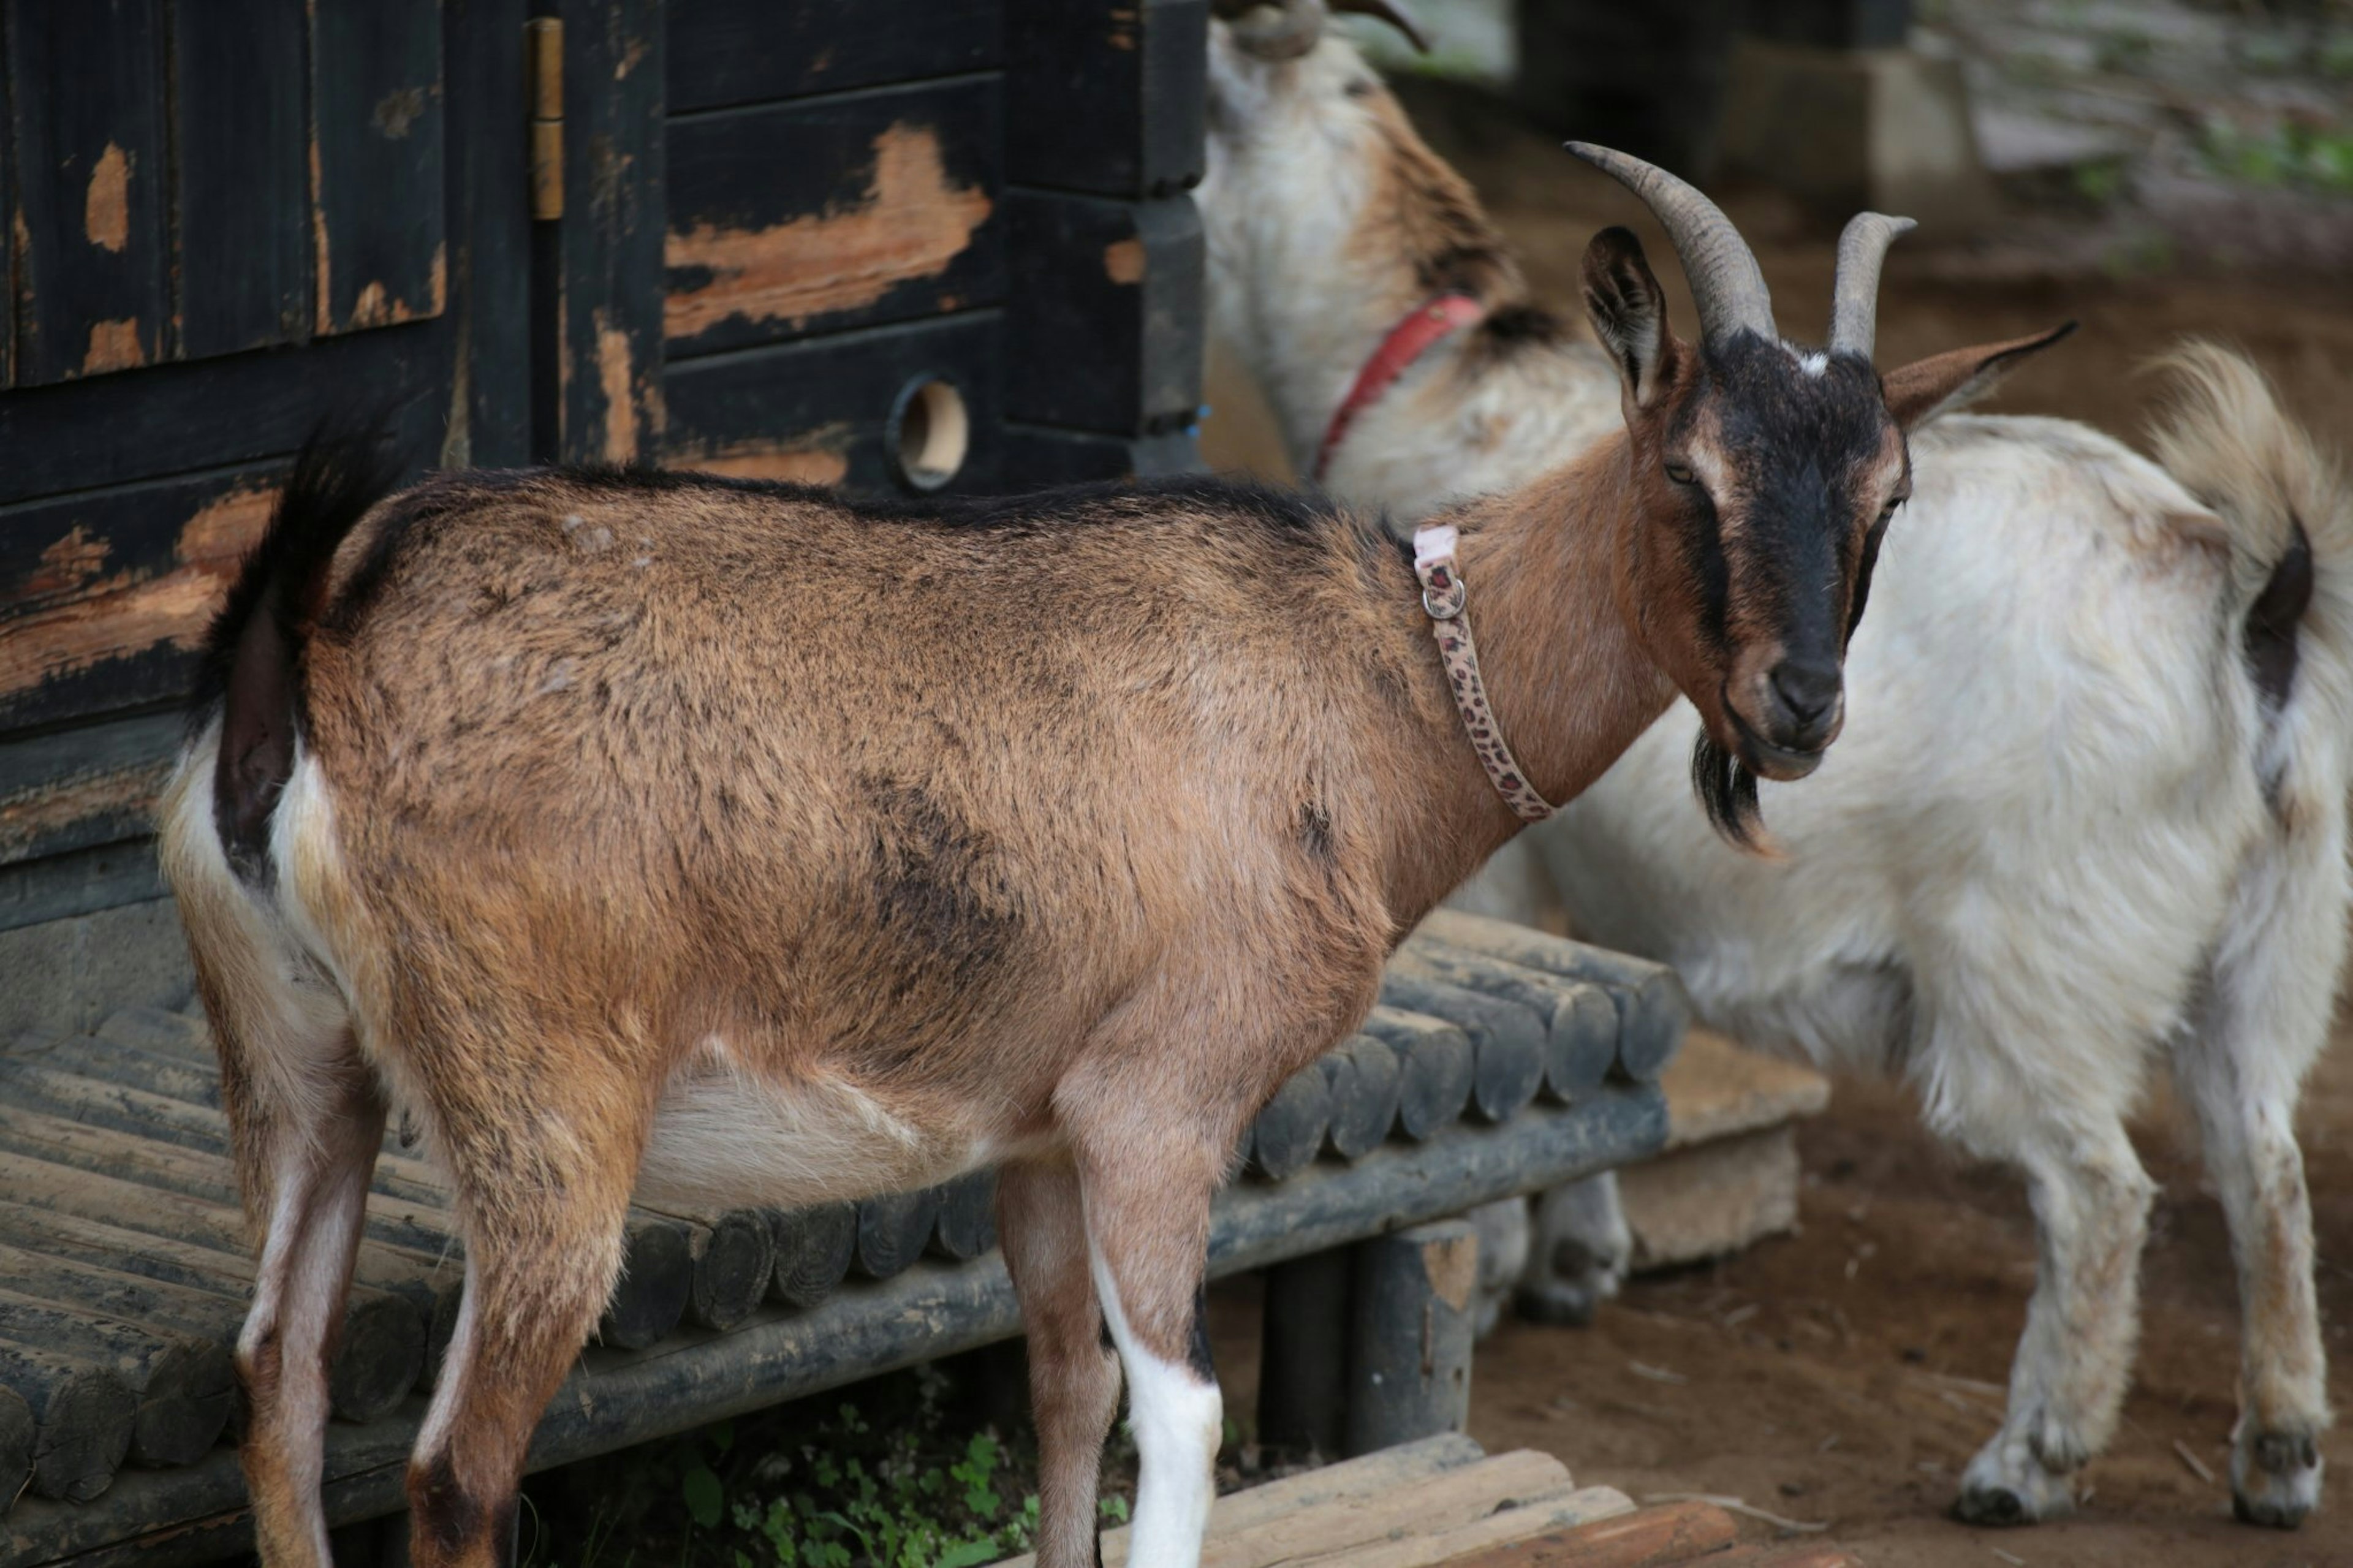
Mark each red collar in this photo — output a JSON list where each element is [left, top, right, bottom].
[[1310, 294, 1487, 484]]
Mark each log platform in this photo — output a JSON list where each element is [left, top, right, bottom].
[[990, 1434, 1860, 1568], [0, 922, 1688, 1568]]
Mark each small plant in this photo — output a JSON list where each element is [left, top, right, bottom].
[[2197, 116, 2353, 197]]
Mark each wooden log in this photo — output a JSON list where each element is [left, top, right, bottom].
[[1437, 1499, 1741, 1568], [1417, 911, 1692, 1082], [0, 1240, 419, 1427], [0, 1160, 454, 1366], [854, 1189, 940, 1282], [1323, 1036, 1401, 1161], [1378, 972, 1545, 1124], [1357, 1007, 1474, 1140], [93, 1008, 212, 1064], [1397, 939, 1618, 1100], [1203, 1450, 1573, 1568], [0, 1385, 31, 1518], [1331, 1487, 1637, 1568], [597, 1219, 693, 1352], [0, 1290, 232, 1469], [929, 1173, 998, 1262], [5, 1032, 220, 1108], [1343, 1220, 1478, 1457], [1255, 1249, 1347, 1461], [0, 1339, 136, 1503], [770, 1202, 858, 1309], [1249, 1064, 1331, 1182], [668, 1208, 775, 1333]]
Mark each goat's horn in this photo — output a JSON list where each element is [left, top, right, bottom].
[[1219, 0, 1329, 59], [1827, 212, 1915, 362], [1564, 142, 1775, 347], [1332, 0, 1432, 51]]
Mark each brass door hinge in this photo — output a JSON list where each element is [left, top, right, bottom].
[[526, 17, 563, 221]]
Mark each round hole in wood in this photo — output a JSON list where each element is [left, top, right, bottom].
[[887, 376, 969, 492]]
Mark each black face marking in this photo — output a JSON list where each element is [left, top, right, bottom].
[[1186, 1281, 1216, 1383], [1697, 335, 1896, 672]]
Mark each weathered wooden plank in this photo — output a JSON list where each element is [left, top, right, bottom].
[[0, 1341, 133, 1503], [441, 0, 534, 468], [0, 328, 445, 506], [666, 0, 1002, 114], [665, 79, 1003, 358], [667, 1207, 775, 1333], [169, 0, 308, 357], [0, 1386, 28, 1519], [0, 1290, 232, 1470], [1342, 1221, 1477, 1457], [1002, 191, 1200, 435], [550, 0, 664, 462], [308, 0, 446, 336], [996, 425, 1198, 488], [593, 1219, 691, 1353], [7, 1033, 219, 1110], [1436, 1499, 1741, 1568], [1297, 1487, 1637, 1568], [768, 1202, 856, 1309], [0, 714, 180, 869], [662, 311, 1003, 494], [1004, 0, 1206, 199], [1416, 911, 1692, 1082], [0, 841, 167, 934], [4, 0, 168, 384]]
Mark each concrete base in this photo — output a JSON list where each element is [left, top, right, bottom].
[[1714, 39, 1999, 236], [1620, 1028, 1828, 1269], [0, 895, 193, 1038]]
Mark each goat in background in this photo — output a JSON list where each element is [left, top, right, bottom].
[[1202, 0, 2353, 1531], [161, 126, 2017, 1568]]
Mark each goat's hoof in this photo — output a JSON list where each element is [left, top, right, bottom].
[[1955, 1448, 2074, 1526], [1514, 1280, 1600, 1328], [2232, 1430, 2321, 1529]]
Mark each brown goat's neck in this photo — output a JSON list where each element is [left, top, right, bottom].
[[1392, 433, 1678, 907]]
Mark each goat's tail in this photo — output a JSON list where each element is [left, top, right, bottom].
[[188, 420, 406, 882]]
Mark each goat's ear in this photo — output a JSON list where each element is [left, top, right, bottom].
[[1882, 322, 2077, 432], [1582, 227, 1674, 409]]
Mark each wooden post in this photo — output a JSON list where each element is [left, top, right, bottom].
[[1343, 1220, 1477, 1458], [1359, 1008, 1473, 1140], [1322, 1036, 1401, 1161], [1256, 1249, 1349, 1462], [1379, 974, 1545, 1124], [855, 1189, 941, 1281], [770, 1202, 857, 1308], [1250, 1064, 1333, 1181], [930, 1173, 999, 1262]]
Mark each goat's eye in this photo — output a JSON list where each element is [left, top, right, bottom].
[[1664, 461, 1697, 486]]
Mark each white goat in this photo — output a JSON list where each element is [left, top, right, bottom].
[[1202, 6, 2353, 1531]]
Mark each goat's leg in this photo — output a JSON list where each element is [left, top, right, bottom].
[[1515, 1172, 1631, 1328], [235, 1054, 387, 1568], [1949, 1107, 2152, 1525], [1001, 1158, 1123, 1568], [403, 1110, 642, 1568], [2168, 839, 2341, 1528], [1071, 1127, 1227, 1568]]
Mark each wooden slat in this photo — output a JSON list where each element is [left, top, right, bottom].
[[996, 424, 1198, 488], [1337, 1488, 1637, 1568], [308, 0, 447, 336], [169, 0, 309, 357], [0, 714, 180, 869], [3, 0, 168, 384], [0, 1288, 232, 1470], [442, 0, 534, 468], [551, 0, 664, 463], [667, 0, 1002, 115], [1004, 0, 1205, 199], [1433, 1499, 1741, 1568], [1002, 191, 1200, 435], [662, 310, 1004, 494], [665, 78, 1004, 358]]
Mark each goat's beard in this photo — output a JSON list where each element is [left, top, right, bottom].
[[1690, 729, 1765, 850]]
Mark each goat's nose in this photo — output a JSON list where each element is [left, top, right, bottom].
[[1768, 657, 1842, 730]]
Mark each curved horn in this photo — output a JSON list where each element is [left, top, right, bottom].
[[1827, 211, 1915, 362], [1564, 142, 1775, 346], [1218, 0, 1329, 59], [1332, 0, 1432, 51]]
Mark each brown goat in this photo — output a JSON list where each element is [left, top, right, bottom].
[[162, 149, 2021, 1568]]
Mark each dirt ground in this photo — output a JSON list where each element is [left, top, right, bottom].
[[1195, 74, 2353, 1568]]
